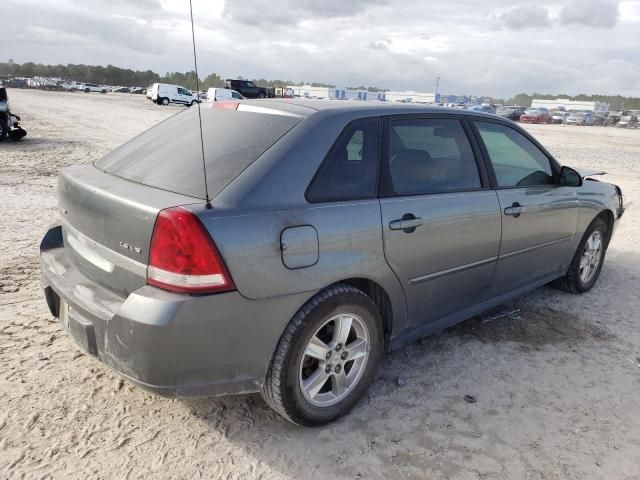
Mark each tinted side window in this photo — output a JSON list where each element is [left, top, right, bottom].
[[388, 118, 480, 195], [475, 122, 554, 187], [307, 118, 380, 202]]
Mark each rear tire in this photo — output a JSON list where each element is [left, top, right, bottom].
[[161, 98, 169, 106], [553, 217, 608, 294], [262, 284, 382, 426], [258, 92, 266, 99]]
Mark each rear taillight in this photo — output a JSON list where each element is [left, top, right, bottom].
[[147, 207, 235, 294]]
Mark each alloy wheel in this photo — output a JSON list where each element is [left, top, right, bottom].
[[299, 313, 370, 407], [580, 230, 603, 283]]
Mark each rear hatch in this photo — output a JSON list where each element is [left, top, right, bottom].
[[60, 105, 304, 297], [95, 104, 303, 199], [58, 165, 198, 297]]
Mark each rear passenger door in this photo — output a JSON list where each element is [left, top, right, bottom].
[[379, 116, 502, 329], [471, 120, 579, 294]]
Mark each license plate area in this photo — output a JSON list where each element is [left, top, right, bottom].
[[57, 300, 98, 356]]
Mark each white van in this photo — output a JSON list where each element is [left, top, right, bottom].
[[151, 83, 198, 106], [205, 88, 244, 102]]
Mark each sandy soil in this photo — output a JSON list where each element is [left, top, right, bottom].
[[1, 89, 639, 480]]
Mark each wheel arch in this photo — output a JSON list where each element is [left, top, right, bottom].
[[597, 209, 615, 246], [335, 278, 394, 351]]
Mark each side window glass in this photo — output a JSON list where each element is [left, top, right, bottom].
[[475, 122, 554, 187], [388, 118, 480, 195], [307, 118, 380, 202]]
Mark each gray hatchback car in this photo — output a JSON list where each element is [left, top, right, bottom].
[[40, 100, 625, 425]]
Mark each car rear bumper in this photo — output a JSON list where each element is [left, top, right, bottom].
[[40, 224, 308, 398]]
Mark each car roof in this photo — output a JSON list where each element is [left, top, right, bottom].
[[239, 99, 501, 120]]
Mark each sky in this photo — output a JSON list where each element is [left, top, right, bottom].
[[3, 0, 640, 97]]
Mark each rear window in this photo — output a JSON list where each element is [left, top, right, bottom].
[[95, 107, 302, 198]]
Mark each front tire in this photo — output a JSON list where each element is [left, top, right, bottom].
[[262, 284, 382, 426], [553, 217, 608, 293], [0, 113, 8, 142]]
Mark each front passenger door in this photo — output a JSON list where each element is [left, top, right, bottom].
[[473, 120, 579, 294]]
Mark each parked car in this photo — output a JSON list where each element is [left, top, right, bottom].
[[519, 108, 552, 124], [40, 102, 625, 426], [566, 111, 593, 126], [593, 112, 609, 126], [150, 83, 198, 106], [468, 104, 497, 114], [605, 111, 623, 127], [550, 110, 570, 124], [111, 86, 130, 93], [129, 87, 147, 95], [80, 83, 107, 94], [496, 106, 525, 121], [616, 114, 638, 128], [205, 87, 244, 102], [224, 79, 269, 99]]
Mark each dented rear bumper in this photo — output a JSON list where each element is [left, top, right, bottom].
[[39, 224, 307, 398]]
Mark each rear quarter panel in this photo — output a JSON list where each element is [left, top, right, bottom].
[[195, 201, 408, 333]]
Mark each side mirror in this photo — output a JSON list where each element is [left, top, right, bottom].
[[560, 166, 582, 187]]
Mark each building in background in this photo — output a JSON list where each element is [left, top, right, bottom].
[[531, 98, 609, 112], [383, 90, 439, 103], [286, 85, 438, 103]]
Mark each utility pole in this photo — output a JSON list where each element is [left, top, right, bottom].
[[434, 75, 440, 102]]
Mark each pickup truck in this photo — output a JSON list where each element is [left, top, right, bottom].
[[224, 79, 269, 99]]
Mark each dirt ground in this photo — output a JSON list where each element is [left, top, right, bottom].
[[1, 89, 639, 480]]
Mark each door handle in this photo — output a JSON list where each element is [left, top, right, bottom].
[[504, 202, 525, 218], [389, 214, 423, 233]]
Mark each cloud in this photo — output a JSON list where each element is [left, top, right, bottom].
[[499, 5, 551, 30], [4, 0, 640, 97], [559, 0, 620, 28], [222, 0, 390, 26]]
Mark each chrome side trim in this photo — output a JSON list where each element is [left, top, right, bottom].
[[499, 234, 574, 260], [408, 234, 574, 286], [62, 219, 147, 277], [66, 230, 115, 273], [409, 256, 498, 286]]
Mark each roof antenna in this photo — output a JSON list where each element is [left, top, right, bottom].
[[189, 0, 212, 209]]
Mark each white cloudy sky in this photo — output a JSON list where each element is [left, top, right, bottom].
[[4, 0, 640, 97]]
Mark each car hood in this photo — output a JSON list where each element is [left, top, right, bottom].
[[574, 167, 606, 179]]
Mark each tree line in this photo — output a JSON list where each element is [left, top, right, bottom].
[[0, 60, 337, 91], [0, 59, 227, 90], [2, 60, 638, 109]]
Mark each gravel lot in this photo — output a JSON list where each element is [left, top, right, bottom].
[[1, 89, 639, 480]]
